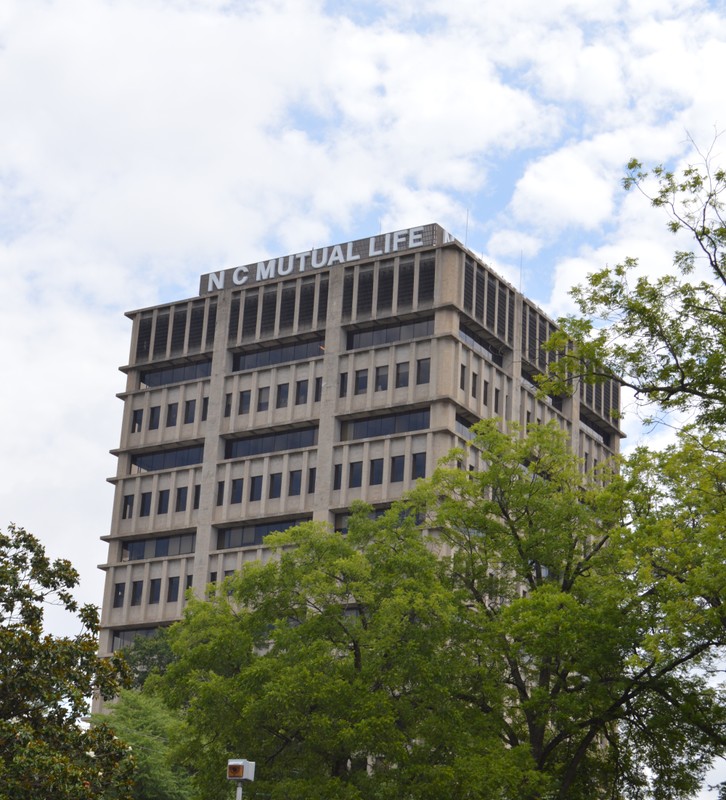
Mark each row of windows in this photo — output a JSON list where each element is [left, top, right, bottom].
[[459, 323, 504, 367], [580, 380, 620, 428], [131, 376, 325, 434], [231, 335, 325, 372], [580, 413, 613, 448], [121, 485, 201, 519], [339, 359, 429, 397], [217, 467, 317, 505], [131, 397, 208, 433], [228, 275, 329, 344], [121, 532, 196, 561], [135, 298, 217, 364], [111, 627, 158, 652], [459, 365, 501, 412], [346, 316, 434, 351], [333, 452, 426, 489], [339, 408, 430, 441], [224, 426, 318, 460], [113, 574, 192, 608], [139, 359, 212, 389], [131, 445, 204, 474], [462, 257, 515, 347], [216, 516, 311, 550], [224, 378, 322, 417], [341, 252, 436, 321], [521, 302, 557, 373]]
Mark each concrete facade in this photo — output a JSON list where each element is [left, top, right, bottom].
[[98, 223, 621, 657]]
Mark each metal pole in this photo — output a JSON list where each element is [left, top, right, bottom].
[[236, 781, 243, 800]]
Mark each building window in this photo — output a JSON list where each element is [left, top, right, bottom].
[[483, 380, 489, 406], [416, 358, 430, 385], [216, 481, 225, 506], [217, 517, 310, 550], [238, 390, 251, 414], [140, 359, 212, 389], [339, 372, 348, 397], [375, 366, 388, 391], [314, 377, 322, 402], [494, 388, 500, 414], [166, 402, 178, 427], [148, 406, 160, 430], [346, 316, 434, 351], [349, 461, 362, 488], [333, 464, 342, 490], [139, 492, 152, 517], [167, 576, 180, 603], [186, 575, 193, 589], [231, 478, 243, 504], [224, 393, 232, 417], [395, 362, 409, 388], [122, 495, 134, 519], [354, 369, 368, 395], [131, 409, 143, 433], [175, 486, 188, 512], [391, 455, 405, 482], [269, 472, 282, 499], [193, 484, 201, 510], [472, 372, 478, 398], [460, 365, 466, 391], [201, 396, 209, 421], [131, 445, 204, 473], [295, 380, 308, 405], [308, 467, 316, 493], [130, 580, 143, 606], [157, 489, 169, 515], [276, 383, 289, 409], [257, 387, 269, 412], [232, 335, 325, 372], [149, 578, 161, 605], [249, 475, 262, 501], [113, 583, 125, 608], [289, 470, 302, 496], [340, 408, 430, 441], [412, 452, 426, 480], [224, 427, 318, 460], [369, 458, 383, 485], [184, 399, 196, 424]]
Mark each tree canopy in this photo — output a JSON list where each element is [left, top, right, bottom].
[[146, 422, 726, 800], [543, 155, 726, 430], [0, 524, 134, 800], [96, 690, 193, 800]]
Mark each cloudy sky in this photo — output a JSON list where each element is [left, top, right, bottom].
[[1, 0, 725, 774]]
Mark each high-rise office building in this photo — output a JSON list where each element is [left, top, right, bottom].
[[98, 222, 621, 657]]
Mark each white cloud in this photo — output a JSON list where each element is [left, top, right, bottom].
[[0, 1, 723, 675]]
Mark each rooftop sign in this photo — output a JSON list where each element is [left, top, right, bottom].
[[199, 223, 456, 294]]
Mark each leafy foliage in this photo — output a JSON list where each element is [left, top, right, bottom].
[[98, 691, 193, 800], [0, 524, 134, 800], [542, 155, 726, 429], [121, 628, 175, 689], [149, 424, 726, 800]]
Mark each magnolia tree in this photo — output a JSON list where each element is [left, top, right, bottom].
[[0, 524, 134, 800]]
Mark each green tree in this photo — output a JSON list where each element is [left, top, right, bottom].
[[413, 421, 726, 800], [121, 627, 175, 689], [98, 691, 193, 800], [0, 524, 134, 800], [154, 506, 464, 800], [150, 423, 726, 800], [544, 155, 726, 429]]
